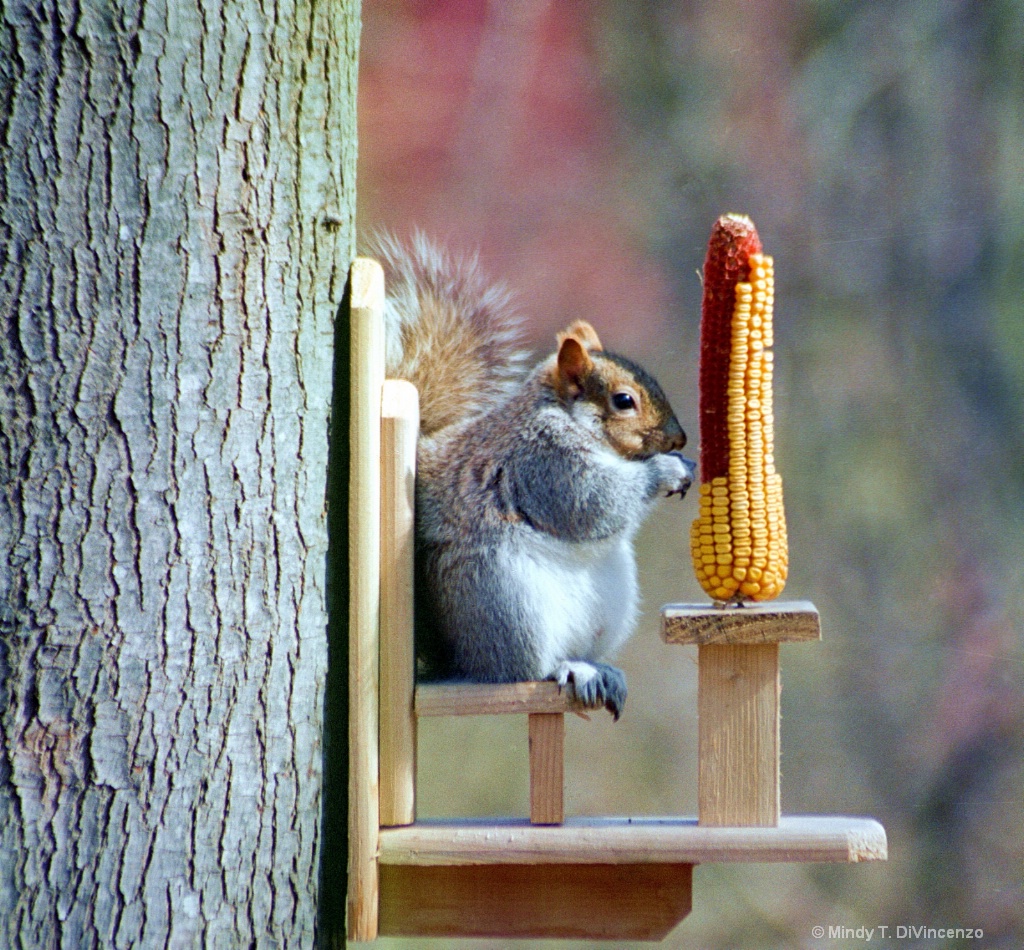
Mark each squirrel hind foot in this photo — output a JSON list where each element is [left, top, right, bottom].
[[552, 660, 627, 720]]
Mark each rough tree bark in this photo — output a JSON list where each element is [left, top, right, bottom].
[[0, 0, 359, 945]]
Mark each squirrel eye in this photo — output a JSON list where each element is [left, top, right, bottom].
[[611, 391, 636, 412]]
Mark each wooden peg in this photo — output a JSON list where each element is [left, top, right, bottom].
[[529, 713, 565, 825]]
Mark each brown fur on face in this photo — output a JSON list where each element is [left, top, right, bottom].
[[548, 322, 687, 459], [587, 352, 686, 458]]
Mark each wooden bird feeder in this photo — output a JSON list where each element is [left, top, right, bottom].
[[345, 258, 887, 943]]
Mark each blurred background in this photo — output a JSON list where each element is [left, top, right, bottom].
[[358, 1, 1024, 946]]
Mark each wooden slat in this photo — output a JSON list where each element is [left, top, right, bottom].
[[347, 258, 385, 942], [528, 713, 564, 825], [378, 815, 888, 866], [698, 643, 780, 826], [662, 600, 821, 646], [379, 380, 419, 827], [416, 680, 588, 717], [379, 862, 692, 940]]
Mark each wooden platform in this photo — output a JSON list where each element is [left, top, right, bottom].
[[377, 816, 885, 940], [379, 815, 888, 865]]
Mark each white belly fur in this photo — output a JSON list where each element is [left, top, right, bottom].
[[510, 531, 639, 678]]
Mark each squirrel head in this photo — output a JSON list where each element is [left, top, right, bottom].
[[550, 320, 687, 459]]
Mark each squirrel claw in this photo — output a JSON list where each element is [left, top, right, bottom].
[[552, 661, 627, 720], [664, 452, 696, 499]]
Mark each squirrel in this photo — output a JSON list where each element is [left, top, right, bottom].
[[374, 232, 695, 719]]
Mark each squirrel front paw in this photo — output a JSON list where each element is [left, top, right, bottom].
[[552, 661, 627, 720], [653, 451, 696, 498]]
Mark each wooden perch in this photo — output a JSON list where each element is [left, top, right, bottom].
[[662, 601, 821, 826], [415, 680, 587, 716], [662, 600, 821, 645]]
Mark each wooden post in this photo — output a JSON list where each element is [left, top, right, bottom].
[[380, 380, 419, 827], [697, 643, 780, 825], [528, 713, 565, 825], [661, 602, 820, 827], [347, 259, 385, 941]]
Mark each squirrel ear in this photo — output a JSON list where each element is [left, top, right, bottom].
[[556, 319, 603, 353], [555, 335, 594, 399]]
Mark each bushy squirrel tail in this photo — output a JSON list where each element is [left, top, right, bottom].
[[369, 232, 528, 435]]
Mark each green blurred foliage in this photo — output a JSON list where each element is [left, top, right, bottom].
[[361, 0, 1024, 945]]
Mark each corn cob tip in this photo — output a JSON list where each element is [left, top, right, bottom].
[[719, 212, 756, 229]]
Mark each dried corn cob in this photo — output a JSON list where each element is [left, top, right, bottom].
[[690, 214, 788, 603]]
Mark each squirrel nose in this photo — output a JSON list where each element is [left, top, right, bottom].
[[664, 416, 687, 451]]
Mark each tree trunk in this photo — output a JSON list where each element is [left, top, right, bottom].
[[0, 0, 359, 945]]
